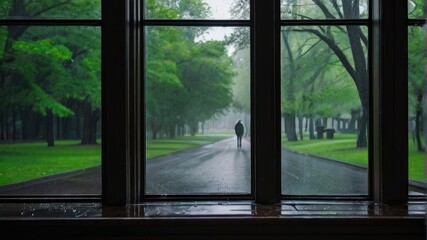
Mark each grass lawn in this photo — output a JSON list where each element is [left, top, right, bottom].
[[283, 133, 425, 181], [0, 131, 233, 186], [0, 140, 101, 185]]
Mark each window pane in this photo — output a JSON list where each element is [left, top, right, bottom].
[[145, 26, 251, 195], [144, 0, 249, 20], [0, 0, 101, 19], [0, 26, 101, 195], [281, 26, 369, 195], [408, 26, 426, 196], [281, 0, 368, 20], [408, 0, 425, 19]]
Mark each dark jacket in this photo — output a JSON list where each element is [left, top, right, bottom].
[[235, 122, 244, 136]]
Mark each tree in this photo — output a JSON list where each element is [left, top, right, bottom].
[[0, 0, 101, 145], [409, 26, 425, 152], [281, 0, 369, 148], [145, 0, 234, 139]]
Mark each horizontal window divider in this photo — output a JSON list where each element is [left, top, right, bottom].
[[142, 19, 251, 27], [407, 18, 427, 26], [280, 19, 369, 26], [0, 19, 102, 26]]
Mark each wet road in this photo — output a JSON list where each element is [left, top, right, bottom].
[[1, 138, 424, 195], [146, 138, 368, 195], [146, 137, 251, 194], [281, 149, 368, 195]]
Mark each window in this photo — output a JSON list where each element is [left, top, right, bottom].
[[0, 0, 420, 205], [0, 1, 102, 196], [408, 0, 426, 196], [143, 0, 252, 196], [280, 1, 369, 196]]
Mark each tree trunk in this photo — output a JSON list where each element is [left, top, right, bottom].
[[190, 122, 198, 136], [356, 107, 368, 148], [305, 117, 308, 132], [20, 108, 32, 140], [322, 117, 328, 127], [298, 116, 303, 140], [81, 102, 100, 145], [284, 113, 298, 141], [309, 117, 315, 140], [0, 112, 3, 140], [282, 31, 298, 142], [348, 109, 358, 133], [76, 107, 81, 139], [46, 110, 55, 147], [169, 124, 176, 139], [12, 106, 16, 143], [201, 121, 205, 134], [337, 118, 341, 130]]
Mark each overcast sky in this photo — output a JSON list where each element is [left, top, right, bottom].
[[196, 0, 239, 55]]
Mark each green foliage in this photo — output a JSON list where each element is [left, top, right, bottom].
[[408, 0, 425, 18], [0, 0, 101, 141], [26, 0, 101, 19], [145, 1, 235, 137], [408, 26, 425, 114], [281, 26, 361, 119], [145, 0, 210, 19], [13, 39, 72, 60], [2, 39, 75, 116]]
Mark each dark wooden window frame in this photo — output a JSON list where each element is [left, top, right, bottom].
[[0, 0, 421, 206]]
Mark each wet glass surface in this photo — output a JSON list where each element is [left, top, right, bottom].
[[0, 26, 102, 196], [281, 25, 369, 195], [408, 26, 426, 196], [145, 26, 251, 195]]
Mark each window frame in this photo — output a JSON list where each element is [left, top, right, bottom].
[[0, 0, 421, 205], [279, 3, 371, 200], [407, 4, 426, 200]]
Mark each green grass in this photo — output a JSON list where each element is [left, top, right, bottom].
[[146, 131, 234, 159], [283, 133, 425, 181], [0, 131, 234, 186], [0, 140, 101, 185]]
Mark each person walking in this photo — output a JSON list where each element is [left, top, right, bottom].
[[234, 120, 244, 149]]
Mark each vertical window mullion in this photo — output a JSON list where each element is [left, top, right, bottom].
[[102, 0, 128, 206], [254, 0, 281, 204], [372, 0, 408, 204]]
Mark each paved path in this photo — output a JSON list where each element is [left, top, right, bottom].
[[0, 138, 424, 195], [146, 137, 251, 194], [281, 148, 367, 195]]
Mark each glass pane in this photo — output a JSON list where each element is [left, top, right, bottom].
[[144, 0, 249, 20], [0, 0, 101, 19], [0, 26, 101, 195], [408, 26, 426, 196], [281, 0, 368, 20], [281, 26, 369, 195], [409, 0, 425, 19], [145, 26, 251, 194]]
